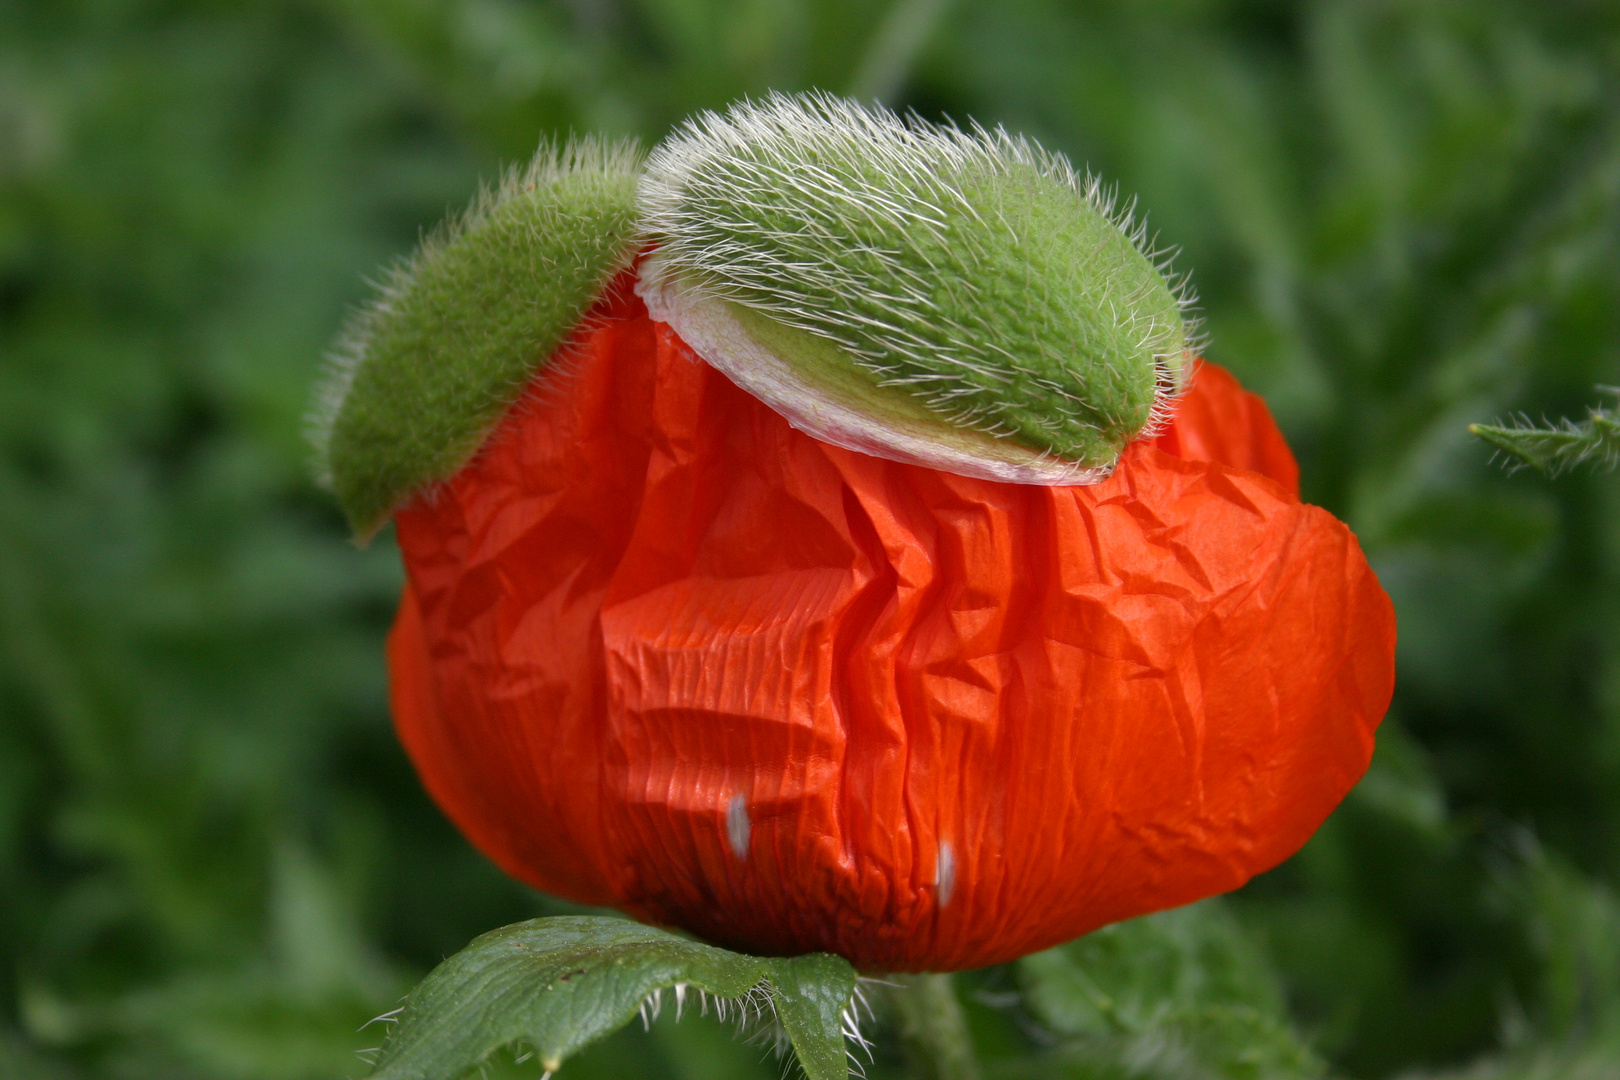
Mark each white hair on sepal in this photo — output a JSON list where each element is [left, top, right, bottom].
[[636, 91, 1198, 483]]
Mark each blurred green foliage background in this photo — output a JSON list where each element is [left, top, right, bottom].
[[2, 1, 1618, 1078]]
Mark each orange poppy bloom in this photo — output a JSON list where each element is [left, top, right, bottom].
[[388, 270, 1395, 973]]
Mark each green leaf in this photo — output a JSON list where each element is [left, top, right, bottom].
[[763, 953, 864, 1080], [1016, 900, 1323, 1080], [314, 137, 645, 540], [366, 917, 857, 1080], [1469, 390, 1620, 475]]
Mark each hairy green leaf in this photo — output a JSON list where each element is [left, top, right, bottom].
[[314, 138, 645, 540], [366, 917, 857, 1080], [1470, 390, 1620, 475]]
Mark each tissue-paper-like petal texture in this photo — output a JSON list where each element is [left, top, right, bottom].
[[388, 274, 1395, 972]]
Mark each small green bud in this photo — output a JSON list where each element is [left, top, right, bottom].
[[312, 136, 643, 539], [637, 92, 1195, 484]]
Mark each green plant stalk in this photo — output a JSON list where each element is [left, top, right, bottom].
[[885, 973, 981, 1080]]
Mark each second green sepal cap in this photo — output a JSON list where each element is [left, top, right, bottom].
[[312, 137, 645, 540]]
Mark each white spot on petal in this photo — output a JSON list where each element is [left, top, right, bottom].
[[936, 840, 955, 908], [727, 793, 751, 859]]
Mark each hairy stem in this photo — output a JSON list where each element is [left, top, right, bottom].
[[885, 973, 981, 1080]]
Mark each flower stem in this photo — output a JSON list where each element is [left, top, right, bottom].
[[884, 973, 981, 1080]]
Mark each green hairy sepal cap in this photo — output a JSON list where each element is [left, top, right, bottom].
[[637, 92, 1196, 485], [311, 137, 644, 539]]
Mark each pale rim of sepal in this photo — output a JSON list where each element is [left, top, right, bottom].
[[636, 265, 1115, 485]]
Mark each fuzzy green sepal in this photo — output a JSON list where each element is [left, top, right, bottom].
[[312, 137, 644, 539], [638, 93, 1194, 480], [729, 296, 1107, 481]]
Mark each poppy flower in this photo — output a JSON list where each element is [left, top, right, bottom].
[[319, 95, 1395, 973]]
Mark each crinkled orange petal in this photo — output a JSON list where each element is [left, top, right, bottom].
[[389, 273, 1395, 972], [1152, 360, 1301, 496]]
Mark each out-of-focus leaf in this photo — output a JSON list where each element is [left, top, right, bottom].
[[15, 839, 403, 1080], [1014, 901, 1323, 1079], [1506, 838, 1620, 1039], [1395, 1035, 1620, 1080], [0, 1026, 82, 1080], [367, 916, 857, 1080], [1394, 838, 1620, 1078]]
